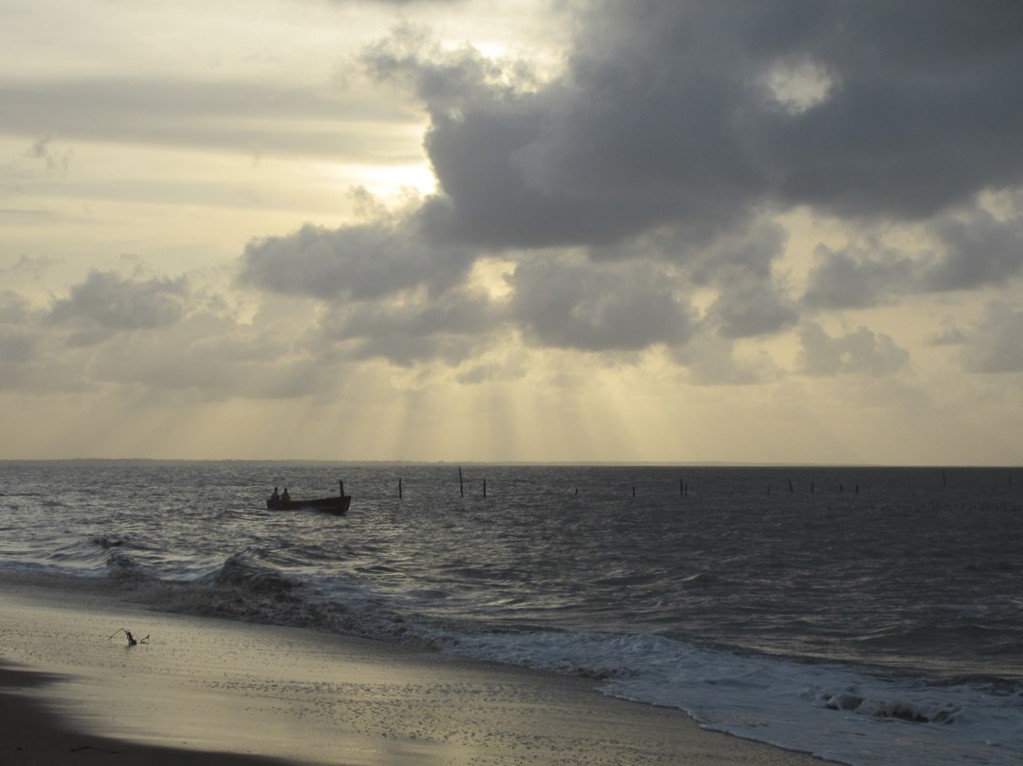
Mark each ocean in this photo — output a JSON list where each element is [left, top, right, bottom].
[[0, 461, 1020, 765]]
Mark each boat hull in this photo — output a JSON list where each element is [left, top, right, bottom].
[[266, 495, 351, 514]]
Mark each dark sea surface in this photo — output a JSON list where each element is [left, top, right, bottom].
[[1, 461, 1020, 764]]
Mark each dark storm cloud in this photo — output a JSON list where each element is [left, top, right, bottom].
[[366, 0, 1023, 251], [742, 0, 1023, 219], [364, 17, 761, 250], [243, 0, 1023, 361], [797, 321, 910, 377], [362, 28, 631, 250], [49, 271, 188, 332], [363, 0, 1023, 256]]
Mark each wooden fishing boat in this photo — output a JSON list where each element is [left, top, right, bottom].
[[267, 481, 351, 515]]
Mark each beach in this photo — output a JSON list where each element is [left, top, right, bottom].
[[0, 584, 828, 765]]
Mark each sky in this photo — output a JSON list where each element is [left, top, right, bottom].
[[2, 0, 1023, 464]]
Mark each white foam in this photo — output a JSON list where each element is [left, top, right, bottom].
[[436, 629, 1023, 766]]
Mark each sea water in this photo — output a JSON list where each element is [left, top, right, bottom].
[[0, 461, 1020, 765]]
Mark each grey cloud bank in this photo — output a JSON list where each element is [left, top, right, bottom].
[[239, 0, 1023, 369]]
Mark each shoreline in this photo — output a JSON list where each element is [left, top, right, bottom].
[[0, 584, 831, 765], [0, 664, 293, 765]]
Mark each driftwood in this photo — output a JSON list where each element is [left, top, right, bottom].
[[107, 627, 150, 646]]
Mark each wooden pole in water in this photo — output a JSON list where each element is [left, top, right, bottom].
[[632, 483, 636, 497], [483, 477, 487, 498], [459, 467, 464, 498], [339, 480, 345, 497], [399, 478, 403, 499], [788, 478, 794, 493]]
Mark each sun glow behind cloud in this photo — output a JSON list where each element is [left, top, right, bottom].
[[329, 161, 437, 198]]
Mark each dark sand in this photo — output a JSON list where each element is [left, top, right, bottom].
[[0, 585, 830, 765]]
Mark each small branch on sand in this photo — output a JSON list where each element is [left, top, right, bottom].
[[107, 628, 150, 647]]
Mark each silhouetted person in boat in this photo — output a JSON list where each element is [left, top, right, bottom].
[[271, 486, 280, 501], [281, 487, 290, 502]]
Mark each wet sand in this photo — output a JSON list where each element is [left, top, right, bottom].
[[0, 584, 830, 765]]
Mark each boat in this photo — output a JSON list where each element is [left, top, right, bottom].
[[267, 481, 351, 515]]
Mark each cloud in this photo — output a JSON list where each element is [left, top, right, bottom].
[[797, 321, 910, 377], [0, 296, 38, 375], [0, 289, 34, 324], [49, 271, 188, 332], [959, 301, 1023, 373], [705, 269, 799, 339], [237, 1, 1023, 370], [239, 208, 477, 301], [362, 1, 1023, 257], [921, 205, 1023, 291], [927, 317, 967, 346], [317, 285, 501, 365], [0, 276, 342, 400], [507, 254, 695, 352], [673, 332, 779, 386], [273, 0, 1023, 248], [84, 308, 331, 400], [0, 328, 35, 365], [24, 134, 72, 174], [803, 200, 1023, 309], [0, 288, 86, 393], [364, 28, 628, 250], [364, 18, 761, 250], [628, 219, 799, 340], [1, 255, 57, 281], [802, 243, 917, 310], [755, 1, 1023, 219]]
